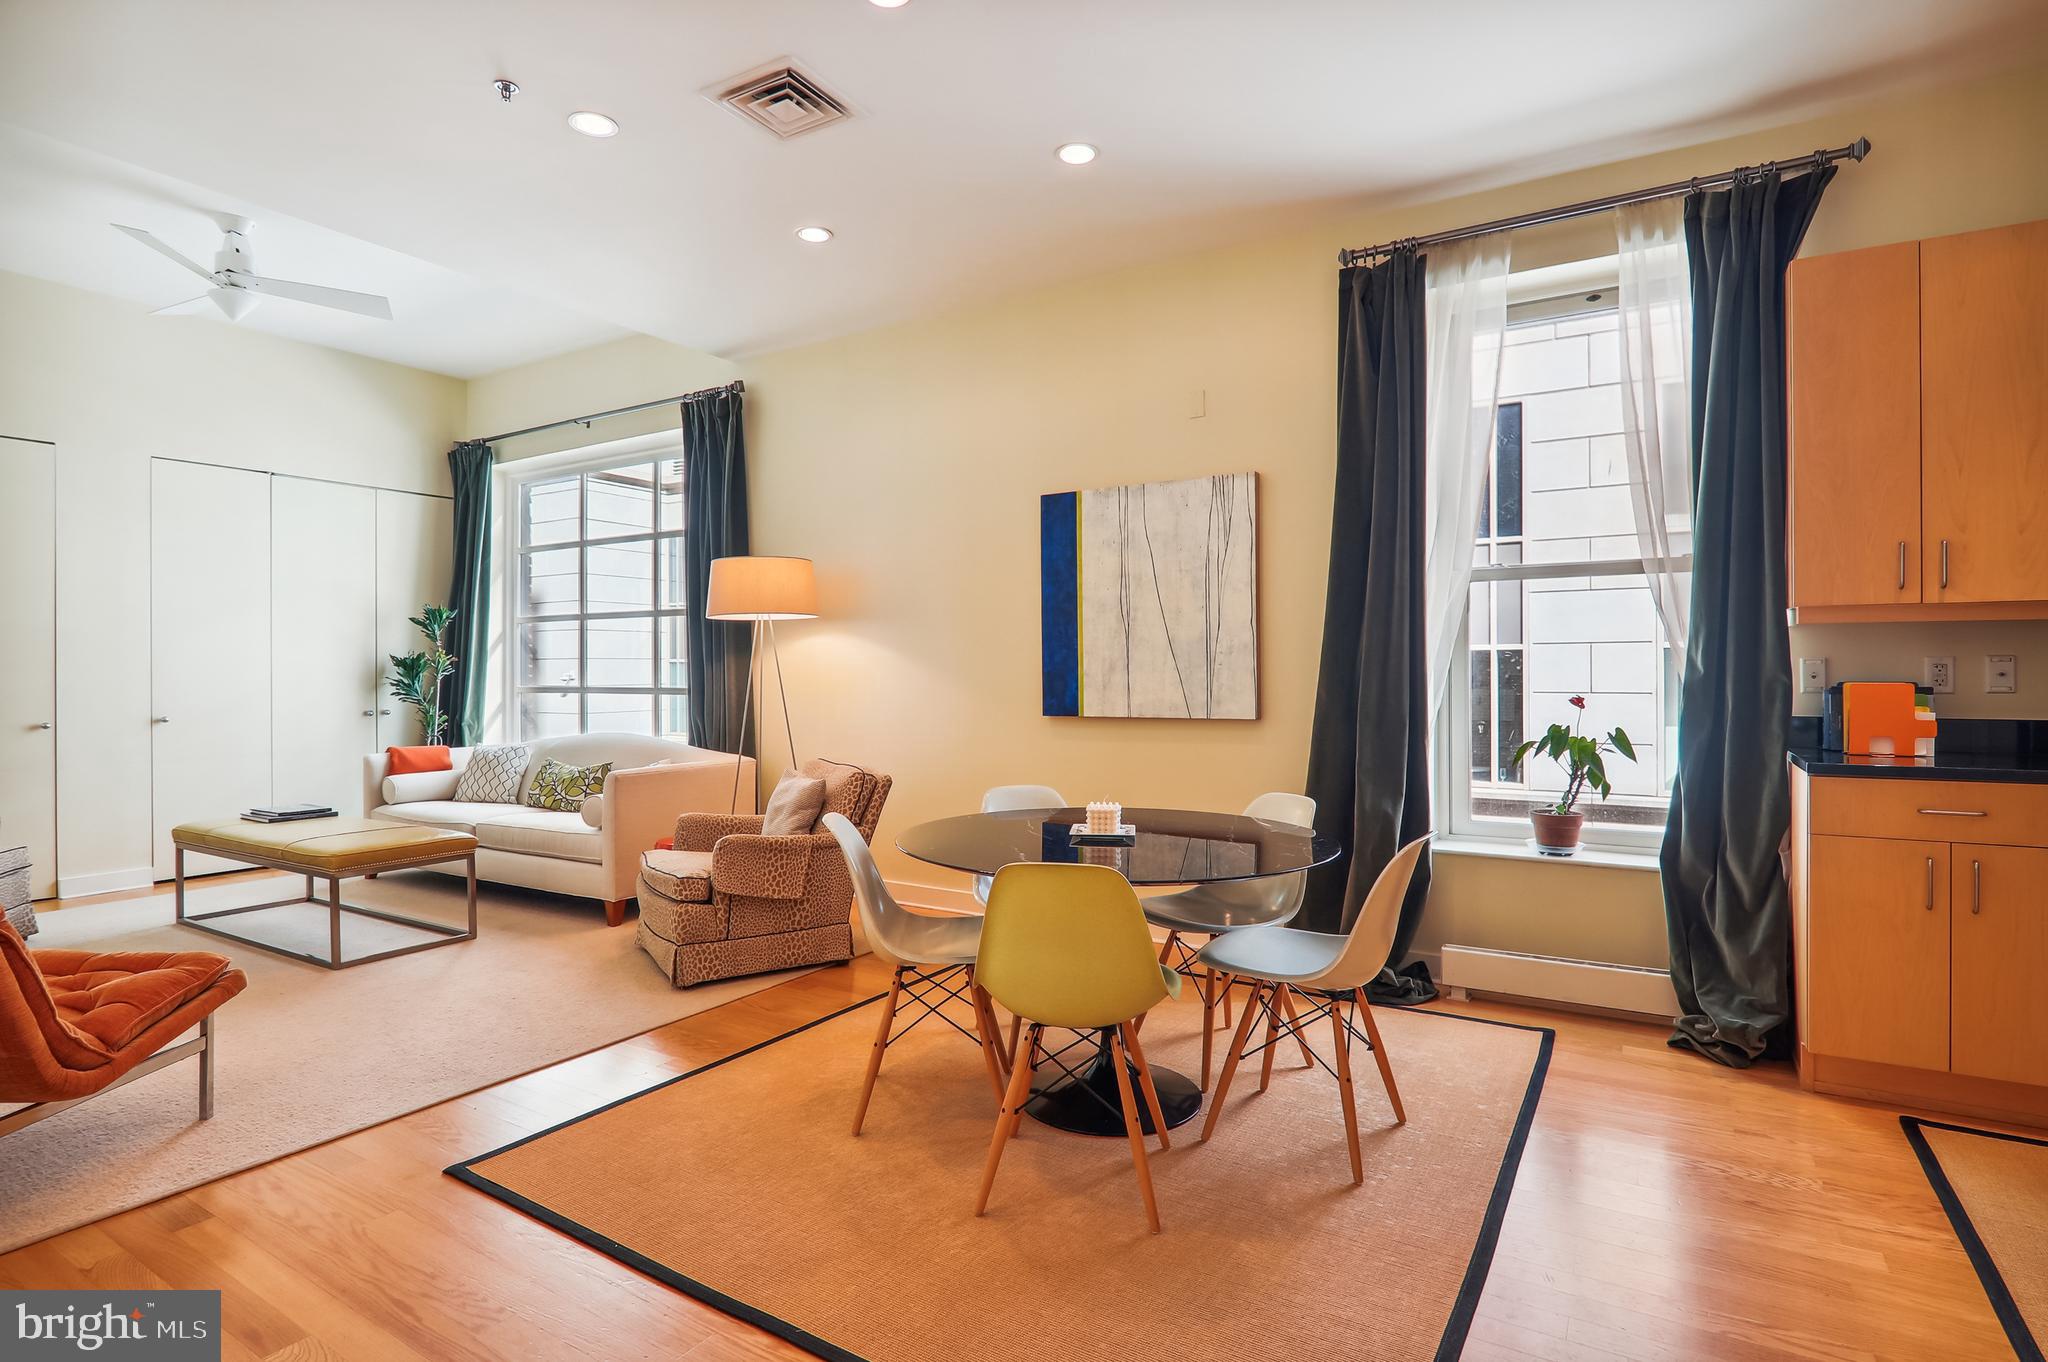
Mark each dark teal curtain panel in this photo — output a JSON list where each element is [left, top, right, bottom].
[[681, 392, 753, 754], [1304, 249, 1435, 1002], [1663, 167, 1835, 1067], [444, 440, 494, 747]]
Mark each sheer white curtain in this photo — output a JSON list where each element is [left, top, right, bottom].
[[1423, 234, 1513, 721], [1614, 199, 1695, 651]]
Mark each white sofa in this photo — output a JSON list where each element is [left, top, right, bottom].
[[362, 734, 755, 925]]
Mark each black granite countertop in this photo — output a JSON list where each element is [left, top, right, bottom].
[[1787, 716, 2048, 785]]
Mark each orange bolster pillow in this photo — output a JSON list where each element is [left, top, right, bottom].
[[387, 745, 453, 775]]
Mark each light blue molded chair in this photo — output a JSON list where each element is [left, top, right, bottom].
[[1142, 791, 1316, 1088]]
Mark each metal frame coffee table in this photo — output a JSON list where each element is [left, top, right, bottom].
[[173, 819, 478, 970]]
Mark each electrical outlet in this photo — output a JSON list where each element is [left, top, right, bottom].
[[1924, 656, 1956, 694], [1987, 654, 2017, 694], [1798, 657, 1827, 693]]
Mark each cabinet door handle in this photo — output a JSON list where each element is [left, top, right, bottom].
[[1923, 856, 1934, 910], [1972, 858, 1982, 915], [1916, 808, 1986, 817], [151, 716, 170, 724], [363, 709, 376, 717], [34, 721, 52, 730], [1940, 539, 1950, 589], [1897, 541, 1907, 590]]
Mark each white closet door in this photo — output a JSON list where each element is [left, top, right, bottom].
[[151, 460, 273, 878], [0, 440, 57, 899], [376, 489, 455, 748], [273, 476, 377, 815]]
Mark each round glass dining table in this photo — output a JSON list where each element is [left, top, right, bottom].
[[895, 806, 1340, 1136]]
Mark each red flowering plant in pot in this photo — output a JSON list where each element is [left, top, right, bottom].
[[1511, 695, 1637, 856]]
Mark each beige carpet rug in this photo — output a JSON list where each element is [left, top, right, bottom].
[[452, 991, 1551, 1362], [1904, 1116, 2048, 1361], [1, 871, 814, 1252]]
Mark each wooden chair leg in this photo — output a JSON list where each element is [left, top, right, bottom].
[[1330, 989, 1364, 1185], [1005, 1012, 1022, 1069], [1220, 974, 1233, 1029], [1258, 984, 1284, 1094], [1009, 1026, 1042, 1137], [977, 1024, 1041, 1217], [1120, 1020, 1170, 1151], [969, 980, 1009, 1106], [1201, 980, 1268, 1143], [1110, 1029, 1162, 1234], [1276, 984, 1316, 1067], [851, 967, 905, 1135], [1354, 987, 1405, 1124], [1157, 929, 1178, 965]]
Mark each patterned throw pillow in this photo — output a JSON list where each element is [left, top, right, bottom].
[[526, 759, 613, 813], [453, 744, 531, 804]]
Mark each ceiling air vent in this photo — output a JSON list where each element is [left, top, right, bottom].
[[710, 61, 852, 140]]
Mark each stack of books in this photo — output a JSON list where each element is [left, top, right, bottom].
[[1, 843, 33, 938], [241, 804, 338, 824]]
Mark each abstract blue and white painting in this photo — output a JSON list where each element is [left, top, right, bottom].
[[1041, 472, 1258, 719]]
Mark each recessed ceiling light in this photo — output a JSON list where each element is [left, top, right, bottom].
[[869, 0, 910, 7], [795, 225, 834, 244], [1056, 142, 1098, 165], [567, 111, 620, 138]]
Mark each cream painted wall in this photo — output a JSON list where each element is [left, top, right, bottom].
[[463, 59, 2048, 971], [0, 269, 465, 894]]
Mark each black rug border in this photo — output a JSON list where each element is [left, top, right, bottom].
[[1900, 1115, 2047, 1362], [445, 995, 1554, 1362]]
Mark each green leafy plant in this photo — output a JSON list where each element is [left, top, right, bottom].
[[1511, 695, 1636, 815], [387, 605, 458, 744]]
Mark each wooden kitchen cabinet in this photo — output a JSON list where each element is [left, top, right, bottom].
[[1786, 241, 1921, 608], [1785, 217, 2048, 619], [1806, 834, 1949, 1071], [1922, 218, 2048, 604], [1951, 843, 2048, 1088]]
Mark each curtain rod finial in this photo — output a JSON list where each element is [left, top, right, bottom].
[[1849, 136, 1872, 161]]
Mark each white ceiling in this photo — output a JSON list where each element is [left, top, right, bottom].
[[1, 0, 2044, 370]]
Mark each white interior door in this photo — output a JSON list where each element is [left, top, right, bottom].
[[151, 460, 273, 878], [376, 489, 455, 748], [0, 439, 57, 899], [273, 476, 377, 815]]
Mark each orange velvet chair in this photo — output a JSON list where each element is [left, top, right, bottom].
[[0, 921, 247, 1137]]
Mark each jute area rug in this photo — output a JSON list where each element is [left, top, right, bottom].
[[1903, 1116, 2048, 1362], [1, 870, 812, 1252], [452, 990, 1551, 1362]]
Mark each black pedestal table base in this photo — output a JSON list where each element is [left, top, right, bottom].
[[1025, 1026, 1201, 1135]]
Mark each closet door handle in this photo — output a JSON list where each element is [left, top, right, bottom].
[[34, 721, 52, 730], [363, 709, 376, 717], [151, 715, 170, 724], [1971, 859, 1982, 915], [1940, 540, 1950, 589], [1897, 541, 1907, 590], [1916, 808, 1985, 818], [1924, 857, 1935, 910], [378, 708, 392, 716]]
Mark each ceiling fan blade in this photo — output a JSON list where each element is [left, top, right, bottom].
[[150, 293, 214, 315], [112, 224, 218, 283], [228, 271, 392, 320]]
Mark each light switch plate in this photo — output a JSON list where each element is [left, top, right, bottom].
[[1798, 657, 1827, 693], [1924, 656, 1956, 694], [1987, 654, 2017, 694]]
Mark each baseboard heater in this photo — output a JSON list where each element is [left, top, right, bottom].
[[1440, 944, 1679, 1019]]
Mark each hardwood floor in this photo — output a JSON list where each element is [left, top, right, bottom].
[[2, 912, 2019, 1361]]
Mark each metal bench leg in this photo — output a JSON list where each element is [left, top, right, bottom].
[[198, 1014, 215, 1120]]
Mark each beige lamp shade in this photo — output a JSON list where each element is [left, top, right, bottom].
[[706, 555, 819, 620]]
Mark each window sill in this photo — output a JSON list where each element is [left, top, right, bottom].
[[1434, 836, 1662, 872]]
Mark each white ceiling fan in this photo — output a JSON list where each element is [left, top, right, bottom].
[[112, 211, 393, 322]]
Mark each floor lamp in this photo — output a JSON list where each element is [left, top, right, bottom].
[[706, 555, 819, 814]]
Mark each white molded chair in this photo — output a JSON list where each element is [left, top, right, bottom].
[[1142, 791, 1316, 1088], [1195, 834, 1431, 1185], [972, 785, 1068, 906], [824, 813, 1010, 1135]]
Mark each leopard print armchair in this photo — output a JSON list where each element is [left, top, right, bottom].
[[635, 758, 892, 987]]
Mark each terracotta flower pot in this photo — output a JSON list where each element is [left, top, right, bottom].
[[1530, 809, 1585, 856]]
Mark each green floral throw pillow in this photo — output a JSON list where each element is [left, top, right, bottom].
[[525, 759, 612, 812]]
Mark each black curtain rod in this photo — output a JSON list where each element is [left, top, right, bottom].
[[473, 379, 744, 446], [1338, 137, 1871, 267]]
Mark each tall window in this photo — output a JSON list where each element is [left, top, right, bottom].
[[512, 455, 688, 740], [1451, 299, 1689, 845]]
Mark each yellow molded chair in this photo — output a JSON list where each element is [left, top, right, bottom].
[[973, 862, 1182, 1234], [1196, 835, 1430, 1185]]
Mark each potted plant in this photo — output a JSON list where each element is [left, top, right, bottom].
[[1511, 695, 1636, 856], [387, 605, 458, 745]]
